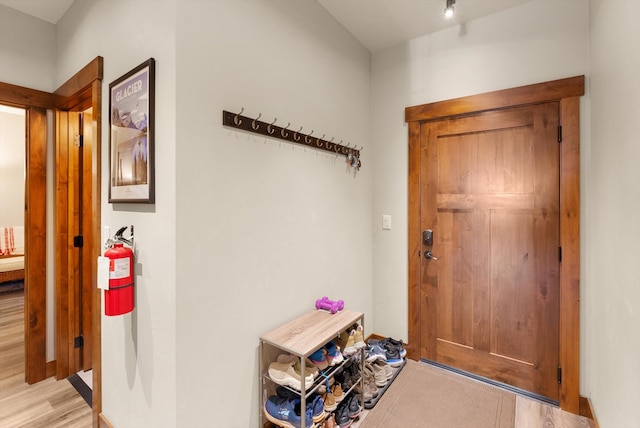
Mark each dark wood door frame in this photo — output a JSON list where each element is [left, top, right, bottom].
[[53, 56, 103, 428], [0, 83, 54, 384], [405, 75, 584, 413]]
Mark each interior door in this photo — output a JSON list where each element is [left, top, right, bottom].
[[57, 108, 93, 375], [419, 102, 560, 400]]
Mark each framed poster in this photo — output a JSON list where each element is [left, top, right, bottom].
[[109, 58, 155, 203]]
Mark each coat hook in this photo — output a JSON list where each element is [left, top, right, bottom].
[[294, 126, 303, 141], [252, 113, 262, 130], [281, 122, 290, 138], [305, 130, 314, 144], [234, 107, 244, 125], [317, 134, 325, 148], [267, 117, 277, 134]]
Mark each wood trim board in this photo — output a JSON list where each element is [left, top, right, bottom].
[[53, 56, 103, 428], [24, 107, 48, 384]]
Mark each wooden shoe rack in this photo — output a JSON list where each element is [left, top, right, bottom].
[[259, 309, 365, 428]]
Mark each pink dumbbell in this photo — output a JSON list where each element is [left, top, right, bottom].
[[315, 296, 344, 314]]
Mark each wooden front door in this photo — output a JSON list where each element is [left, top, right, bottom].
[[419, 102, 560, 400]]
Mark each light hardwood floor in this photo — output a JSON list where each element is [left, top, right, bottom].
[[0, 289, 92, 428], [514, 396, 595, 428]]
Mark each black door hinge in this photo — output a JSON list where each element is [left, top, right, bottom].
[[73, 235, 84, 248], [558, 125, 563, 143], [557, 367, 562, 384], [74, 336, 84, 349], [559, 246, 562, 263]]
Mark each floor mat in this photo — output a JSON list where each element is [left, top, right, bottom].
[[359, 359, 515, 427]]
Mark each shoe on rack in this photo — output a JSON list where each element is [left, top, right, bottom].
[[322, 390, 337, 412], [264, 395, 313, 428], [374, 360, 393, 381], [324, 414, 336, 428], [365, 362, 388, 388], [384, 349, 403, 367], [365, 343, 387, 363], [308, 394, 325, 423], [324, 340, 344, 366], [339, 330, 358, 356], [354, 380, 375, 402], [346, 395, 362, 419], [268, 362, 315, 391], [359, 364, 379, 400], [334, 370, 352, 391], [309, 348, 329, 370], [353, 325, 366, 349], [276, 386, 299, 400], [331, 383, 344, 403], [277, 354, 318, 379], [370, 339, 403, 367], [380, 337, 407, 358], [368, 361, 388, 387], [334, 403, 353, 428]]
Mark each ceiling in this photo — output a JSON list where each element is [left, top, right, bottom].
[[0, 0, 532, 52], [0, 0, 74, 24], [318, 0, 532, 52]]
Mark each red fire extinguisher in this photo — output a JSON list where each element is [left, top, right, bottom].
[[104, 239, 134, 316]]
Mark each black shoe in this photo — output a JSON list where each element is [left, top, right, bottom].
[[335, 403, 352, 427], [276, 385, 299, 400], [347, 395, 362, 419]]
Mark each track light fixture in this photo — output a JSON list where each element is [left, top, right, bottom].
[[444, 0, 455, 18]]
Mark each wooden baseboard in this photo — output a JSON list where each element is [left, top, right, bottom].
[[99, 413, 114, 428], [579, 396, 599, 427], [46, 360, 56, 378], [366, 333, 385, 342]]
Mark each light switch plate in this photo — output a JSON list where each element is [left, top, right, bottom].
[[382, 215, 391, 230]]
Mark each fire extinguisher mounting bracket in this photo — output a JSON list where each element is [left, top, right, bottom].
[[105, 225, 134, 250]]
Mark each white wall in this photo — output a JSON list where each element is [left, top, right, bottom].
[[0, 108, 25, 227], [56, 0, 178, 426], [0, 6, 57, 360], [0, 5, 56, 92], [370, 0, 590, 387], [175, 1, 371, 426], [54, 0, 371, 426], [588, 1, 640, 426]]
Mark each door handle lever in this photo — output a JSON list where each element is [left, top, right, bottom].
[[424, 250, 439, 260]]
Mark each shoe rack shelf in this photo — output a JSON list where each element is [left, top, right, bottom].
[[260, 309, 365, 428]]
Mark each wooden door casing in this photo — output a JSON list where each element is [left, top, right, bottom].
[[405, 75, 584, 413], [419, 103, 560, 400], [53, 58, 103, 428], [24, 106, 48, 383]]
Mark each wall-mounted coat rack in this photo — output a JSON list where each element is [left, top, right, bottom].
[[222, 109, 362, 169]]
